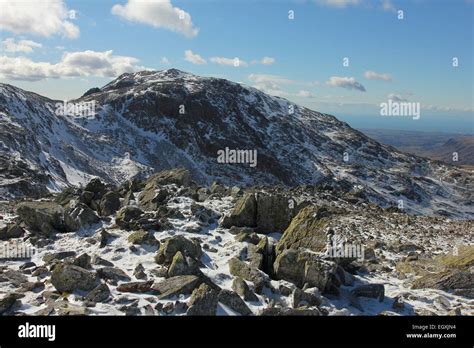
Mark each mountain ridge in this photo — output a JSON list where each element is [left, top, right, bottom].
[[0, 69, 472, 218]]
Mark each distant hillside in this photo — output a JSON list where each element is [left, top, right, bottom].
[[360, 129, 474, 166]]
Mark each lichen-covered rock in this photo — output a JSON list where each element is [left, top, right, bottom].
[[151, 275, 202, 299], [273, 249, 337, 291], [275, 206, 333, 255], [231, 277, 258, 302], [187, 283, 219, 316], [168, 251, 200, 277], [51, 263, 98, 293], [127, 230, 159, 246], [115, 206, 144, 230], [228, 257, 268, 292], [218, 289, 252, 315], [145, 168, 192, 188], [155, 235, 202, 265], [221, 193, 257, 228], [138, 186, 168, 211]]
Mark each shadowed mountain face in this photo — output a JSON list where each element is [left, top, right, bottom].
[[0, 69, 472, 217]]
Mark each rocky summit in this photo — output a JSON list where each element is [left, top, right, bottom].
[[0, 70, 472, 218], [0, 168, 472, 316]]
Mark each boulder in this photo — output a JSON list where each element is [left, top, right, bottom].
[[64, 201, 100, 230], [115, 206, 144, 230], [276, 206, 333, 255], [51, 263, 98, 293], [292, 287, 322, 308], [127, 230, 159, 247], [255, 193, 293, 233], [99, 191, 121, 216], [221, 192, 295, 233], [16, 201, 68, 235], [43, 251, 76, 264], [155, 235, 202, 265], [0, 223, 25, 240], [151, 275, 202, 299], [186, 283, 219, 316], [84, 178, 107, 199], [228, 257, 268, 293], [117, 281, 154, 293], [231, 277, 258, 302], [168, 251, 200, 277], [273, 249, 337, 291], [0, 293, 23, 314], [221, 193, 257, 228], [146, 168, 193, 187], [218, 289, 252, 315], [138, 186, 168, 211], [97, 267, 131, 284], [86, 283, 111, 303]]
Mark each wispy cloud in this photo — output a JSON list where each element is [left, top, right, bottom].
[[210, 56, 248, 67], [1, 38, 42, 53], [364, 70, 392, 81], [314, 0, 361, 8], [0, 0, 79, 38], [184, 50, 206, 65], [326, 76, 366, 91], [112, 0, 198, 38]]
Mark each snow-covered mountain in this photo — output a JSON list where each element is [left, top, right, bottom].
[[0, 69, 472, 217]]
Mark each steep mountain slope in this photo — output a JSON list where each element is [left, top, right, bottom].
[[0, 69, 472, 217]]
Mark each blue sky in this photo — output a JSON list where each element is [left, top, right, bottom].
[[0, 0, 472, 133]]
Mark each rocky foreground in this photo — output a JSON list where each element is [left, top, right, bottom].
[[0, 168, 472, 316]]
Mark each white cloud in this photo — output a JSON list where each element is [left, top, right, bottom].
[[0, 50, 145, 81], [387, 93, 408, 102], [112, 0, 198, 38], [184, 50, 206, 65], [1, 38, 42, 53], [364, 70, 392, 81], [326, 76, 366, 91], [210, 56, 248, 67], [248, 74, 316, 98], [0, 0, 79, 38], [381, 0, 396, 12], [296, 90, 316, 98], [160, 56, 171, 65], [260, 56, 275, 65], [314, 0, 361, 8]]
